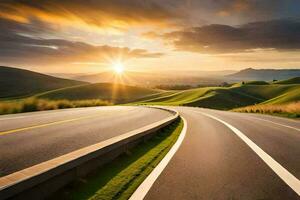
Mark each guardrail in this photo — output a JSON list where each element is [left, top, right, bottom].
[[0, 106, 179, 200]]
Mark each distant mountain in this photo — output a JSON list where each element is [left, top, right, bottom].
[[227, 68, 300, 81], [0, 66, 86, 99], [72, 70, 225, 86]]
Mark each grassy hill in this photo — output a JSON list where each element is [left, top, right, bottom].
[[273, 77, 300, 84], [37, 83, 163, 103], [135, 81, 300, 110], [0, 66, 85, 99]]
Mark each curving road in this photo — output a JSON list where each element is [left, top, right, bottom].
[[1, 106, 299, 199], [0, 106, 172, 177], [145, 107, 300, 200]]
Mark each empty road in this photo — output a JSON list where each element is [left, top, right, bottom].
[[0, 106, 172, 177], [145, 107, 300, 200]]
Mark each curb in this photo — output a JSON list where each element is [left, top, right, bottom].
[[0, 107, 179, 200]]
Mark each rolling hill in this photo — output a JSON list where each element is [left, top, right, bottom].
[[0, 66, 85, 99], [135, 79, 300, 110], [273, 77, 300, 84], [37, 83, 164, 103]]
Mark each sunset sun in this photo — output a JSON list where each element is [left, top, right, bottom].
[[113, 62, 124, 74]]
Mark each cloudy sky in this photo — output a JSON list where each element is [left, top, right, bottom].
[[0, 0, 300, 73]]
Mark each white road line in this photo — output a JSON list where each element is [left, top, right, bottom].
[[197, 111, 300, 196], [129, 117, 187, 200], [250, 117, 300, 132]]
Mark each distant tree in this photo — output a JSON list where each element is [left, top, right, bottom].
[[242, 81, 245, 85], [273, 79, 277, 82]]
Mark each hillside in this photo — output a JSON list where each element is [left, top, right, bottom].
[[273, 77, 300, 84], [136, 81, 300, 110], [37, 83, 163, 103], [0, 66, 85, 99], [227, 68, 300, 81]]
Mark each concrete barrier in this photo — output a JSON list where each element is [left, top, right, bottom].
[[0, 107, 179, 200]]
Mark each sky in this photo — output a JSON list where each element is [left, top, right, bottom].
[[0, 0, 300, 73]]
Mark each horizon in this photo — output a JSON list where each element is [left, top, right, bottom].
[[0, 1, 300, 73]]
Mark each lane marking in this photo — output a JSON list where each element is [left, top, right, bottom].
[[196, 111, 300, 196], [0, 110, 130, 136], [129, 117, 187, 200], [0, 115, 102, 136], [0, 107, 169, 136], [0, 106, 126, 121], [250, 117, 300, 132]]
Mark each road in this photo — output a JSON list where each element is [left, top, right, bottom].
[[0, 106, 172, 177], [145, 107, 300, 200]]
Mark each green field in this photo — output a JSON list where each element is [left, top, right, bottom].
[[134, 79, 300, 110], [36, 83, 164, 104]]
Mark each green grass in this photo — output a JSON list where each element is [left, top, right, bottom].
[[0, 98, 112, 115], [36, 83, 163, 104], [0, 66, 85, 99], [134, 81, 300, 110], [51, 118, 183, 200]]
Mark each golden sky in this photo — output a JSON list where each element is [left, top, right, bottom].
[[0, 0, 300, 73]]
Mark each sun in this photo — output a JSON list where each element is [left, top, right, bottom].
[[113, 62, 124, 74]]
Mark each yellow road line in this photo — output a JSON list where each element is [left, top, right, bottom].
[[0, 113, 105, 136]]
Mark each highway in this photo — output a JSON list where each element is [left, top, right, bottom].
[[145, 107, 300, 200], [0, 106, 172, 177]]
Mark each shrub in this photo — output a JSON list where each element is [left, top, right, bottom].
[[0, 98, 113, 115]]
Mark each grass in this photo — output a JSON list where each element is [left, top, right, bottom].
[[36, 83, 163, 103], [0, 98, 112, 115], [273, 77, 300, 85], [51, 118, 183, 200], [134, 81, 300, 110], [233, 102, 300, 118]]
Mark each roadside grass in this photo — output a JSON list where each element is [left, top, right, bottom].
[[0, 98, 112, 115], [233, 102, 300, 118], [51, 118, 183, 200]]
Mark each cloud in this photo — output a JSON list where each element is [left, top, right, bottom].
[[0, 0, 180, 32], [0, 19, 163, 67], [160, 19, 300, 54]]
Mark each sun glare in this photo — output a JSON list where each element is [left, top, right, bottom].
[[113, 62, 124, 74]]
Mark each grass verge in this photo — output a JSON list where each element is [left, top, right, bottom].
[[233, 102, 300, 118], [0, 98, 112, 115], [51, 118, 183, 200]]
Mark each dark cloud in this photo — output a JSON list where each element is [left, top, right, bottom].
[[161, 19, 300, 53]]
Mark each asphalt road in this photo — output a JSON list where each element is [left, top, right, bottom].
[[0, 106, 172, 177], [145, 107, 300, 200]]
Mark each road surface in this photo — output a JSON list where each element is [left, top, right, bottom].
[[0, 106, 172, 177], [145, 107, 300, 200]]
